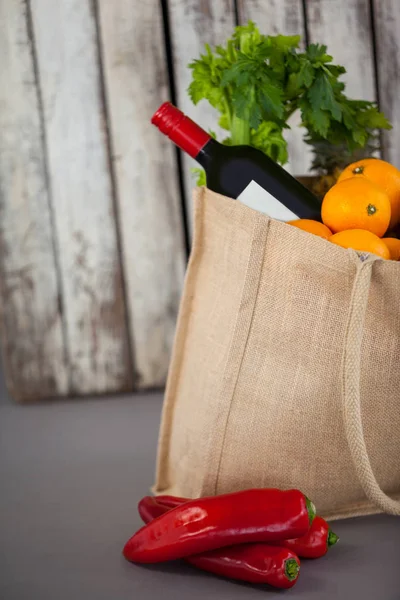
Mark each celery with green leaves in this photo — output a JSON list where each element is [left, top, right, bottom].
[[187, 21, 390, 183]]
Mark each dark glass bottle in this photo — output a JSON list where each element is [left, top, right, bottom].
[[152, 102, 320, 221]]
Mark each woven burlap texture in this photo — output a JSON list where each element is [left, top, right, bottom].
[[154, 187, 400, 520]]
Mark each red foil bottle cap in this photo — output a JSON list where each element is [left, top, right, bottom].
[[151, 102, 211, 158]]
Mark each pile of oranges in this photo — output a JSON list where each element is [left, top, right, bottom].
[[290, 158, 400, 261]]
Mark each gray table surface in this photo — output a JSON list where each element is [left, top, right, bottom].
[[1, 380, 399, 600]]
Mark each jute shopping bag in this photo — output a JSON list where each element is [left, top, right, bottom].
[[153, 187, 400, 520]]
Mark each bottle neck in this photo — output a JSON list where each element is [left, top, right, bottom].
[[151, 102, 212, 159]]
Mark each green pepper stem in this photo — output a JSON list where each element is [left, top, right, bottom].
[[305, 497, 316, 525], [284, 558, 300, 581], [327, 529, 339, 547]]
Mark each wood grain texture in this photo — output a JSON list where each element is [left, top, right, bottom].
[[305, 0, 376, 102], [167, 0, 236, 233], [237, 0, 312, 176], [0, 0, 68, 401], [98, 0, 186, 388], [30, 0, 132, 394], [372, 0, 400, 167]]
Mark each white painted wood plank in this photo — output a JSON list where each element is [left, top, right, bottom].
[[372, 0, 400, 168], [30, 0, 132, 394], [98, 0, 186, 388], [0, 0, 68, 401], [167, 0, 236, 234], [237, 0, 311, 176], [306, 0, 376, 102]]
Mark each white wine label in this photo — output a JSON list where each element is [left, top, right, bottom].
[[237, 180, 299, 222]]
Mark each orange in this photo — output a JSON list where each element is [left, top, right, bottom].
[[321, 178, 391, 237], [338, 158, 400, 228], [287, 219, 332, 239], [330, 229, 390, 259], [382, 237, 400, 261]]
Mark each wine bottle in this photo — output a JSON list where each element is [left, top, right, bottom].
[[151, 102, 321, 222]]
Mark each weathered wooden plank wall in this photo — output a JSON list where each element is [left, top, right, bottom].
[[97, 0, 186, 388], [0, 0, 399, 400], [166, 0, 236, 234], [373, 0, 400, 167], [30, 0, 132, 395], [305, 0, 376, 103], [0, 0, 68, 401]]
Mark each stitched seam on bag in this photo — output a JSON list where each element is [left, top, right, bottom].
[[212, 214, 270, 495], [198, 232, 254, 496]]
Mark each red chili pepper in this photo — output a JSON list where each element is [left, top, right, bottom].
[[152, 495, 187, 508], [137, 496, 168, 524], [137, 496, 300, 589], [272, 515, 339, 558], [153, 495, 339, 559], [123, 488, 315, 563], [152, 495, 187, 509], [188, 544, 300, 588]]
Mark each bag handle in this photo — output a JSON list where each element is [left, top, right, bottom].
[[342, 254, 400, 515]]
